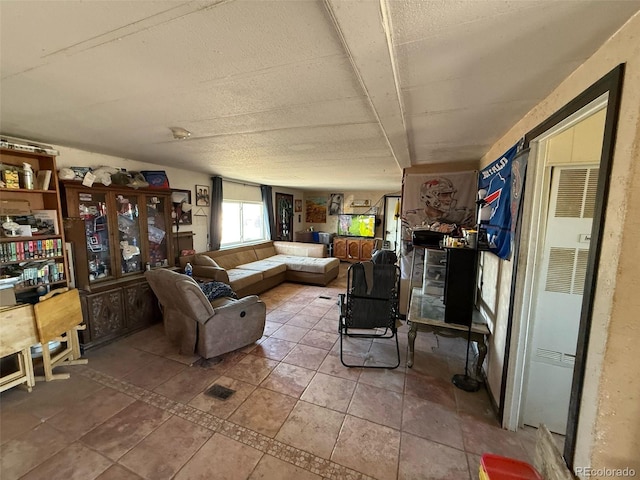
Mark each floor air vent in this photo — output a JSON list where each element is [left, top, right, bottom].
[[205, 384, 236, 400]]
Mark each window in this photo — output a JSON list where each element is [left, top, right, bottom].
[[221, 200, 265, 246]]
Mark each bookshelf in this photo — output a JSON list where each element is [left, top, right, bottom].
[[0, 146, 69, 300]]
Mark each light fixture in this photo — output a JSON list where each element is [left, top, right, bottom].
[[169, 127, 191, 140]]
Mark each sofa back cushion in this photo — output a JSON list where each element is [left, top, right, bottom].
[[254, 243, 277, 260], [273, 241, 326, 258], [194, 254, 219, 267], [212, 249, 259, 270]]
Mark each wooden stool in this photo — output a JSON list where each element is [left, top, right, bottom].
[[33, 288, 88, 381]]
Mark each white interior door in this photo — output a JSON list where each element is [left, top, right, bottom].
[[384, 196, 400, 254], [522, 166, 598, 433]]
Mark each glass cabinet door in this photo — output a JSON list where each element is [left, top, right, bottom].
[[78, 191, 112, 283], [116, 194, 143, 275], [146, 195, 169, 267]]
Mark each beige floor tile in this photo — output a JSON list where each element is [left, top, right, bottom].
[[263, 321, 284, 336], [301, 373, 356, 412], [364, 341, 404, 368], [20, 441, 112, 480], [189, 376, 256, 419], [47, 387, 136, 440], [0, 408, 45, 445], [0, 423, 71, 480], [285, 314, 321, 329], [332, 415, 401, 480], [85, 343, 158, 378], [402, 395, 464, 450], [228, 387, 296, 437], [358, 367, 405, 393], [312, 316, 340, 334], [398, 432, 471, 480], [275, 400, 345, 458], [299, 329, 338, 350], [1, 374, 103, 422], [248, 454, 322, 480], [81, 400, 171, 461], [347, 382, 403, 430], [95, 464, 144, 480], [251, 337, 297, 361], [153, 365, 221, 403], [318, 352, 364, 380], [225, 355, 279, 385], [122, 354, 187, 389], [269, 324, 310, 343], [458, 412, 529, 460], [408, 351, 452, 381], [119, 416, 212, 480], [282, 344, 328, 370], [404, 371, 456, 409], [266, 309, 296, 324], [260, 362, 316, 398], [174, 433, 263, 480]]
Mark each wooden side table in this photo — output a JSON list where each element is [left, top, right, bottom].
[[407, 287, 490, 378], [0, 304, 38, 392]]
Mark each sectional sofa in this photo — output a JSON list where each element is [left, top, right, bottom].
[[178, 240, 340, 298]]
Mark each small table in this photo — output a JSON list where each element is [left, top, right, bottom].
[[407, 287, 490, 378]]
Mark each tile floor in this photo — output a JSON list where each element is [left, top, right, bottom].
[[0, 264, 541, 480]]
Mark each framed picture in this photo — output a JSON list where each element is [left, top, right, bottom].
[[195, 184, 210, 206], [305, 197, 327, 223], [171, 189, 192, 225], [328, 193, 343, 215], [294, 199, 302, 212]]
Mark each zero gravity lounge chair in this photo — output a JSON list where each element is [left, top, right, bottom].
[[338, 262, 401, 369]]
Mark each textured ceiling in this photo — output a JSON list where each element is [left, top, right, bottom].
[[1, 0, 638, 192]]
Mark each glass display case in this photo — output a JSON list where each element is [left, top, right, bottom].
[[61, 182, 174, 288]]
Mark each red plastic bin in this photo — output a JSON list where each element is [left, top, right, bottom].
[[479, 454, 543, 480]]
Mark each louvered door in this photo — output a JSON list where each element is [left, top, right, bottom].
[[523, 166, 598, 433]]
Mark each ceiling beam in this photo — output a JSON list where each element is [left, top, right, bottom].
[[324, 0, 411, 170]]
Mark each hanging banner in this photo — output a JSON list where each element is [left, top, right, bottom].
[[478, 143, 519, 260], [400, 170, 477, 282]]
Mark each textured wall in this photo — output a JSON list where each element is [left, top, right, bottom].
[[477, 10, 640, 474]]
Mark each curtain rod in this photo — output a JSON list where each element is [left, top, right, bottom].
[[216, 176, 262, 188]]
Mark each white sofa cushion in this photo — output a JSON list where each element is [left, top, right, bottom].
[[226, 268, 264, 291], [236, 260, 287, 279], [269, 254, 339, 274]]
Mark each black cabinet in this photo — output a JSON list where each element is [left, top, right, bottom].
[[443, 248, 477, 326], [422, 247, 477, 326]]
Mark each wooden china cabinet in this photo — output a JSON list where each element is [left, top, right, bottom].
[[60, 181, 174, 349]]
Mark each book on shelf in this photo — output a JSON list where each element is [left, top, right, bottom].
[[36, 170, 52, 190], [31, 209, 59, 235]]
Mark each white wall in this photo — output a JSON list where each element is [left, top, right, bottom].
[[477, 11, 640, 473]]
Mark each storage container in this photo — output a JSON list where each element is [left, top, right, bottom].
[[479, 454, 543, 480]]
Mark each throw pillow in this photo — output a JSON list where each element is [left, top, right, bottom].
[[194, 254, 219, 267], [198, 281, 237, 301]]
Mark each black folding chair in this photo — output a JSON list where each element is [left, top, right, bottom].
[[338, 262, 401, 369]]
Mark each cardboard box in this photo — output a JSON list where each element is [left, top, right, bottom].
[[0, 199, 31, 216]]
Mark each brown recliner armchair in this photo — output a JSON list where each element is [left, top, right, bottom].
[[145, 269, 266, 359]]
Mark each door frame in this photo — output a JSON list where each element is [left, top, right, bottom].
[[500, 64, 625, 468]]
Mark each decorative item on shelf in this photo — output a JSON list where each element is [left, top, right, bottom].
[[195, 184, 210, 206], [36, 169, 52, 190], [171, 190, 192, 226], [2, 217, 21, 237], [141, 171, 170, 189]]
